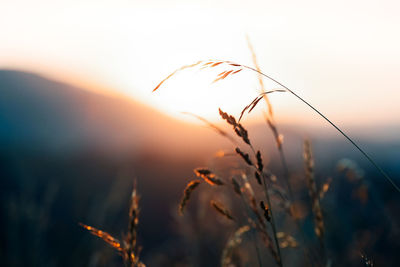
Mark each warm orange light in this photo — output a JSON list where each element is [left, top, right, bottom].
[[1, 1, 399, 127]]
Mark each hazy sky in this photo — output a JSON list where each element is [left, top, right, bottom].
[[1, 0, 399, 126]]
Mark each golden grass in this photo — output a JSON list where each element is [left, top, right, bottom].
[[79, 223, 123, 252], [221, 225, 251, 267], [194, 168, 224, 186], [210, 200, 235, 221], [80, 184, 145, 267], [179, 179, 201, 215], [148, 43, 397, 266], [153, 58, 399, 194], [303, 140, 325, 243]]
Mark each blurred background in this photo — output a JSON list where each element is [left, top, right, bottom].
[[0, 0, 399, 266]]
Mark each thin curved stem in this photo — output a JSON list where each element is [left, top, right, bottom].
[[238, 63, 400, 194], [153, 59, 399, 193], [261, 175, 283, 267]]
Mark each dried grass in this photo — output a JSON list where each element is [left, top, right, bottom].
[[276, 232, 298, 248], [246, 35, 274, 118], [194, 168, 224, 186], [153, 59, 399, 193], [79, 223, 123, 252], [303, 140, 325, 245], [210, 200, 235, 221], [80, 183, 145, 267], [235, 147, 253, 166], [179, 179, 201, 215], [151, 51, 398, 266], [221, 225, 251, 267]]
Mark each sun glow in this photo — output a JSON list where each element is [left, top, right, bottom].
[[1, 0, 400, 126], [151, 62, 271, 122]]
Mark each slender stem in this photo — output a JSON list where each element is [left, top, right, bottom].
[[278, 145, 314, 267], [239, 194, 263, 267], [239, 63, 400, 194], [261, 175, 283, 267], [246, 144, 282, 266], [252, 230, 263, 267], [155, 59, 397, 190]]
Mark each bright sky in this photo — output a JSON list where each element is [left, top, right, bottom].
[[1, 0, 399, 126]]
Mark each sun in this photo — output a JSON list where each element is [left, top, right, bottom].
[[150, 61, 267, 123]]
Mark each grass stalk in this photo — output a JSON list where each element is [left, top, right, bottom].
[[238, 194, 263, 267], [154, 59, 399, 193], [261, 174, 283, 267], [247, 41, 314, 264], [242, 64, 399, 193]]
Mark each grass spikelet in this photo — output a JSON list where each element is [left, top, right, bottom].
[[235, 147, 253, 166], [79, 223, 123, 251], [219, 108, 252, 145], [194, 168, 212, 176], [265, 115, 284, 150], [219, 108, 237, 127], [319, 178, 332, 199], [221, 225, 251, 267], [240, 174, 266, 228], [231, 177, 242, 196], [360, 252, 374, 267], [254, 171, 262, 185], [240, 175, 256, 208], [80, 183, 146, 267], [194, 168, 224, 185], [211, 61, 224, 67], [231, 69, 242, 74], [234, 124, 251, 145], [303, 140, 325, 244], [238, 90, 286, 122], [152, 60, 202, 92], [125, 185, 141, 265], [179, 179, 201, 215], [210, 200, 235, 221], [276, 232, 298, 248], [217, 70, 227, 76], [256, 150, 263, 172], [260, 201, 271, 222], [213, 70, 234, 83]]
